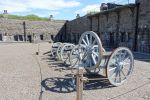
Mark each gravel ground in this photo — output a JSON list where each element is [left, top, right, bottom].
[[0, 43, 149, 100]]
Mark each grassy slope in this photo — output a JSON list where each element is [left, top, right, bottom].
[[0, 14, 65, 22]]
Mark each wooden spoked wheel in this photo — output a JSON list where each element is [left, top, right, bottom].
[[107, 47, 134, 86], [78, 31, 103, 70], [86, 47, 107, 74], [56, 43, 67, 60], [60, 43, 75, 65], [69, 45, 84, 68], [51, 42, 62, 57], [69, 45, 79, 67]]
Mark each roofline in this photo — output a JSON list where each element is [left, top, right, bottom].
[[87, 3, 136, 17]]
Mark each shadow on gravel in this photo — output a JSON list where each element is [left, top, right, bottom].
[[41, 75, 114, 93], [42, 57, 57, 61], [133, 52, 150, 62], [83, 74, 114, 90], [41, 77, 75, 93], [41, 56, 67, 68], [43, 51, 51, 55]]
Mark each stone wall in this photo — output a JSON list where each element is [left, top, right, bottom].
[[0, 18, 65, 42], [138, 0, 150, 26], [136, 0, 150, 53], [65, 0, 150, 53], [65, 16, 90, 43], [66, 4, 136, 49]]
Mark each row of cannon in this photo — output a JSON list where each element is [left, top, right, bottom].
[[50, 31, 134, 86]]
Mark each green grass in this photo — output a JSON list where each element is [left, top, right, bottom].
[[0, 14, 51, 21], [86, 11, 100, 16]]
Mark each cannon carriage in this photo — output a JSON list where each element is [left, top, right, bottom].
[[50, 42, 76, 65], [50, 31, 134, 86]]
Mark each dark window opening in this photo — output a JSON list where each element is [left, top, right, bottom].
[[51, 35, 54, 40], [14, 35, 18, 41], [19, 35, 23, 41], [40, 35, 43, 40], [28, 35, 32, 43], [0, 34, 2, 41], [121, 33, 126, 42], [110, 32, 114, 46]]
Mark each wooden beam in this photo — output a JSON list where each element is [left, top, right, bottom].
[[76, 67, 84, 100]]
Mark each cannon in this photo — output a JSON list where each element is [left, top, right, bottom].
[[50, 42, 76, 66], [71, 31, 134, 86], [50, 31, 134, 86], [50, 42, 62, 57], [60, 43, 75, 65]]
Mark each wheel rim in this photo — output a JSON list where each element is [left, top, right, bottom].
[[78, 31, 103, 70], [69, 45, 81, 67], [107, 47, 134, 86], [51, 42, 62, 57], [56, 43, 67, 60], [86, 47, 106, 73], [60, 43, 75, 64]]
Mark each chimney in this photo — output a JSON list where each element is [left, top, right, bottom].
[[49, 15, 53, 21], [100, 3, 108, 11], [76, 14, 80, 18], [3, 10, 8, 14]]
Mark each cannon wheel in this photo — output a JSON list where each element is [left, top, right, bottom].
[[51, 42, 62, 57], [86, 47, 106, 74], [78, 31, 103, 70], [60, 43, 75, 65], [69, 45, 81, 68], [107, 47, 134, 86], [56, 43, 66, 60]]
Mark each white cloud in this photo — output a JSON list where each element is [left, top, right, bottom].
[[0, 0, 80, 13], [75, 4, 100, 14], [75, 0, 135, 15], [34, 11, 60, 17], [49, 11, 60, 16], [75, 0, 114, 15], [28, 0, 80, 10], [0, 0, 29, 13]]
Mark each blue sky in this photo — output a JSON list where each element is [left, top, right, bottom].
[[0, 0, 135, 20]]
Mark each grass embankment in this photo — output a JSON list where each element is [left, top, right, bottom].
[[0, 14, 49, 21]]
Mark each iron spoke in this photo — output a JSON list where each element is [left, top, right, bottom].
[[91, 39, 96, 47], [109, 67, 117, 72], [82, 38, 88, 46], [90, 34, 92, 44], [122, 57, 130, 63], [91, 54, 96, 65], [118, 71, 121, 83], [114, 70, 119, 82], [110, 67, 117, 77], [92, 51, 99, 57], [85, 35, 89, 45], [121, 69, 126, 78]]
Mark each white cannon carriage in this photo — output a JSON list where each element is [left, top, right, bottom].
[[50, 31, 134, 86], [70, 31, 134, 86], [50, 42, 76, 65]]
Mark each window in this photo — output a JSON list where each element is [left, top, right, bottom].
[[0, 34, 2, 41], [51, 35, 54, 40], [121, 32, 126, 42], [19, 35, 23, 41], [40, 35, 43, 40]]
